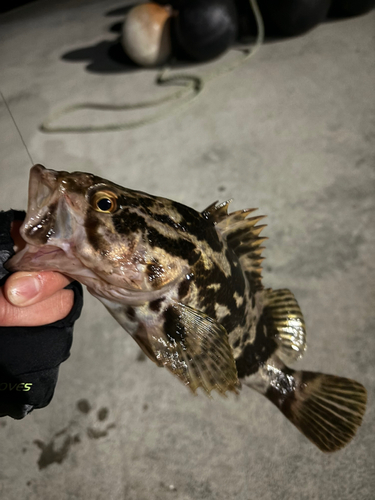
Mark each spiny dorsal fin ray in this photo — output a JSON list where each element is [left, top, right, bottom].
[[202, 201, 267, 290], [206, 202, 267, 290], [202, 200, 232, 224]]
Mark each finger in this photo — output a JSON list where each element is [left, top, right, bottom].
[[0, 287, 74, 327], [10, 220, 26, 252], [4, 271, 72, 307]]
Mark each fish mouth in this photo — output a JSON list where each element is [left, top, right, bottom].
[[20, 164, 79, 247], [7, 165, 81, 274], [28, 164, 60, 213], [25, 164, 72, 232], [6, 244, 66, 273]]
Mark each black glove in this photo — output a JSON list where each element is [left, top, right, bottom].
[[0, 210, 83, 419]]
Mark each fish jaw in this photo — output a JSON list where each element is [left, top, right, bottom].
[[6, 164, 92, 279], [6, 244, 65, 272], [20, 164, 85, 247], [27, 164, 59, 217], [6, 242, 93, 277]]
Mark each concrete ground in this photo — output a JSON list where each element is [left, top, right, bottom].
[[0, 1, 374, 499]]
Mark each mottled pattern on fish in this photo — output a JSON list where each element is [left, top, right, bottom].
[[8, 165, 367, 452]]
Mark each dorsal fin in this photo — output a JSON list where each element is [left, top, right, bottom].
[[202, 199, 232, 224], [202, 201, 267, 290]]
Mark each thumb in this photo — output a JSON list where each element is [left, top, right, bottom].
[[5, 271, 72, 307]]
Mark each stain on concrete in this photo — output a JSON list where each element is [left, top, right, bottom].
[[54, 426, 69, 437], [202, 146, 230, 164], [76, 399, 91, 414], [33, 402, 115, 469], [136, 351, 147, 362], [97, 407, 109, 421], [87, 423, 116, 439], [34, 434, 76, 470]]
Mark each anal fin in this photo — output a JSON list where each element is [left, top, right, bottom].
[[264, 288, 306, 363]]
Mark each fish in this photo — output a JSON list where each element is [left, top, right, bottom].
[[7, 164, 367, 452]]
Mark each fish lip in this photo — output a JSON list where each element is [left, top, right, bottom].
[[28, 164, 58, 212], [27, 163, 76, 214], [21, 164, 59, 243], [5, 243, 65, 273]]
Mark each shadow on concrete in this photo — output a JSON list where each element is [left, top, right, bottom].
[[0, 0, 37, 13], [109, 21, 122, 34], [61, 2, 138, 74], [62, 39, 138, 74]]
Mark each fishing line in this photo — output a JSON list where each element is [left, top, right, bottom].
[[1, 90, 35, 165], [40, 0, 264, 133]]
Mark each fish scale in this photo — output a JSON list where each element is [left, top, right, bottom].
[[7, 164, 367, 453]]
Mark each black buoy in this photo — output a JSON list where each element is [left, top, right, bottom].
[[155, 0, 183, 6], [234, 0, 259, 40], [174, 0, 238, 62], [258, 0, 331, 36], [329, 0, 375, 17]]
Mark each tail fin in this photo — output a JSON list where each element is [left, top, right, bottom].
[[245, 361, 367, 452]]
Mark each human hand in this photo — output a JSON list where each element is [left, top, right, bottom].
[[0, 220, 74, 327]]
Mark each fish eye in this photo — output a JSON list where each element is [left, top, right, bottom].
[[92, 191, 118, 213]]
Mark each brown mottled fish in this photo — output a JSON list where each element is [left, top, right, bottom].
[[8, 165, 367, 452]]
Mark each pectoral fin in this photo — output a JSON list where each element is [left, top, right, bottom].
[[148, 302, 239, 396], [95, 296, 239, 396]]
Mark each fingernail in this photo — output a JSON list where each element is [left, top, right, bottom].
[[7, 275, 42, 305]]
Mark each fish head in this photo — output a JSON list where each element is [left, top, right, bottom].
[[7, 165, 189, 303]]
